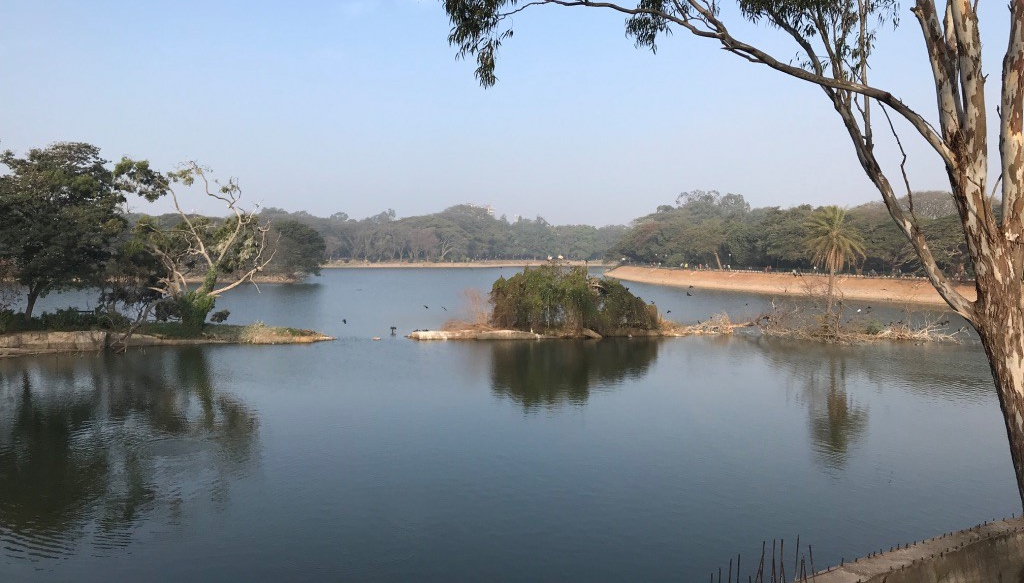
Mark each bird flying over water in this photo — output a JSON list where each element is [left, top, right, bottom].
[[442, 306, 447, 311], [342, 319, 347, 324], [423, 305, 429, 309], [686, 291, 692, 296]]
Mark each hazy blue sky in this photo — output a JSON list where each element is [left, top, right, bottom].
[[0, 1, 1012, 225]]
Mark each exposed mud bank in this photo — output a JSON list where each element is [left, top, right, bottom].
[[606, 266, 977, 306]]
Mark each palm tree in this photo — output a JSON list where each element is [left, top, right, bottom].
[[804, 206, 866, 328]]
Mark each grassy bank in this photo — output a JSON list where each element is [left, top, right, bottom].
[[136, 322, 333, 344]]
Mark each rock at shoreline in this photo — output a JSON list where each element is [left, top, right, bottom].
[[408, 329, 544, 341]]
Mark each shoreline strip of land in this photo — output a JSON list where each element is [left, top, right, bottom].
[[324, 260, 610, 269], [605, 265, 977, 307], [0, 325, 334, 358]]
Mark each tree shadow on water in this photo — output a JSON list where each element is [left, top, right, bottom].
[[489, 338, 660, 411], [0, 348, 259, 559]]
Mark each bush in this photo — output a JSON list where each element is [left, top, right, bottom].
[[0, 310, 17, 333], [0, 307, 130, 333], [490, 264, 657, 335], [210, 309, 231, 323]]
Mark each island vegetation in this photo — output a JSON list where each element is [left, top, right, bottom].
[[490, 264, 659, 336], [0, 142, 330, 346]]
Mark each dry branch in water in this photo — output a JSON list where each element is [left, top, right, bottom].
[[755, 298, 963, 344]]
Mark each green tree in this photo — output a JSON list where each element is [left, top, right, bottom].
[[804, 206, 866, 330], [444, 0, 1024, 507], [267, 220, 327, 278], [490, 264, 657, 334], [0, 143, 127, 321]]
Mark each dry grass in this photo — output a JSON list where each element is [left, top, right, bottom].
[[442, 288, 495, 332], [661, 312, 754, 336], [754, 299, 964, 344], [238, 321, 327, 344]]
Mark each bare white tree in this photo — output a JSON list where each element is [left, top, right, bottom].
[[122, 161, 275, 331]]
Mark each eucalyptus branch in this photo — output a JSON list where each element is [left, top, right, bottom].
[[536, 0, 959, 168]]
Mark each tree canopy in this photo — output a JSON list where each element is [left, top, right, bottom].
[[258, 204, 627, 263], [490, 264, 659, 334], [265, 220, 327, 278], [0, 142, 129, 320]]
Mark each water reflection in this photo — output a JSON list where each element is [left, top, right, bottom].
[[745, 339, 869, 471], [489, 339, 660, 410], [0, 348, 258, 560], [805, 358, 868, 470]]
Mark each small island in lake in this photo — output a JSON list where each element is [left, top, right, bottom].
[[409, 263, 740, 341]]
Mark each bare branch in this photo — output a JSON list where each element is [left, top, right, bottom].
[[880, 105, 916, 218], [529, 0, 958, 169]]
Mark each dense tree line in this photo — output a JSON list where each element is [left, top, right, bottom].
[[256, 205, 627, 263], [607, 190, 970, 278]]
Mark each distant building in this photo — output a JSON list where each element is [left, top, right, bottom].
[[467, 203, 496, 217]]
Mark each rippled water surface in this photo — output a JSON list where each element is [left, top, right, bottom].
[[0, 268, 1016, 581]]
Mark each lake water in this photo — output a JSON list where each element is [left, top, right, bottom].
[[0, 268, 1016, 581]]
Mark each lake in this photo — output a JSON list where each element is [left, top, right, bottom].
[[0, 268, 1016, 581]]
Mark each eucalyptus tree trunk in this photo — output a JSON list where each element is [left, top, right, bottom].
[[972, 255, 1024, 501]]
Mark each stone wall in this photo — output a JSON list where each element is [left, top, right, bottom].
[[0, 331, 109, 355], [809, 517, 1024, 583]]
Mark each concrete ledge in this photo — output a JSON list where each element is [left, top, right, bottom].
[[0, 330, 109, 353], [1, 329, 334, 357], [810, 517, 1024, 583]]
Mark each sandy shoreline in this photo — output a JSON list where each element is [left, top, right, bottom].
[[324, 260, 611, 269], [605, 266, 976, 307]]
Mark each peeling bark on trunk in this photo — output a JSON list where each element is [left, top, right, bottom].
[[977, 301, 1024, 506]]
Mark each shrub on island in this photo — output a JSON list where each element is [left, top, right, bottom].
[[489, 264, 658, 336]]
